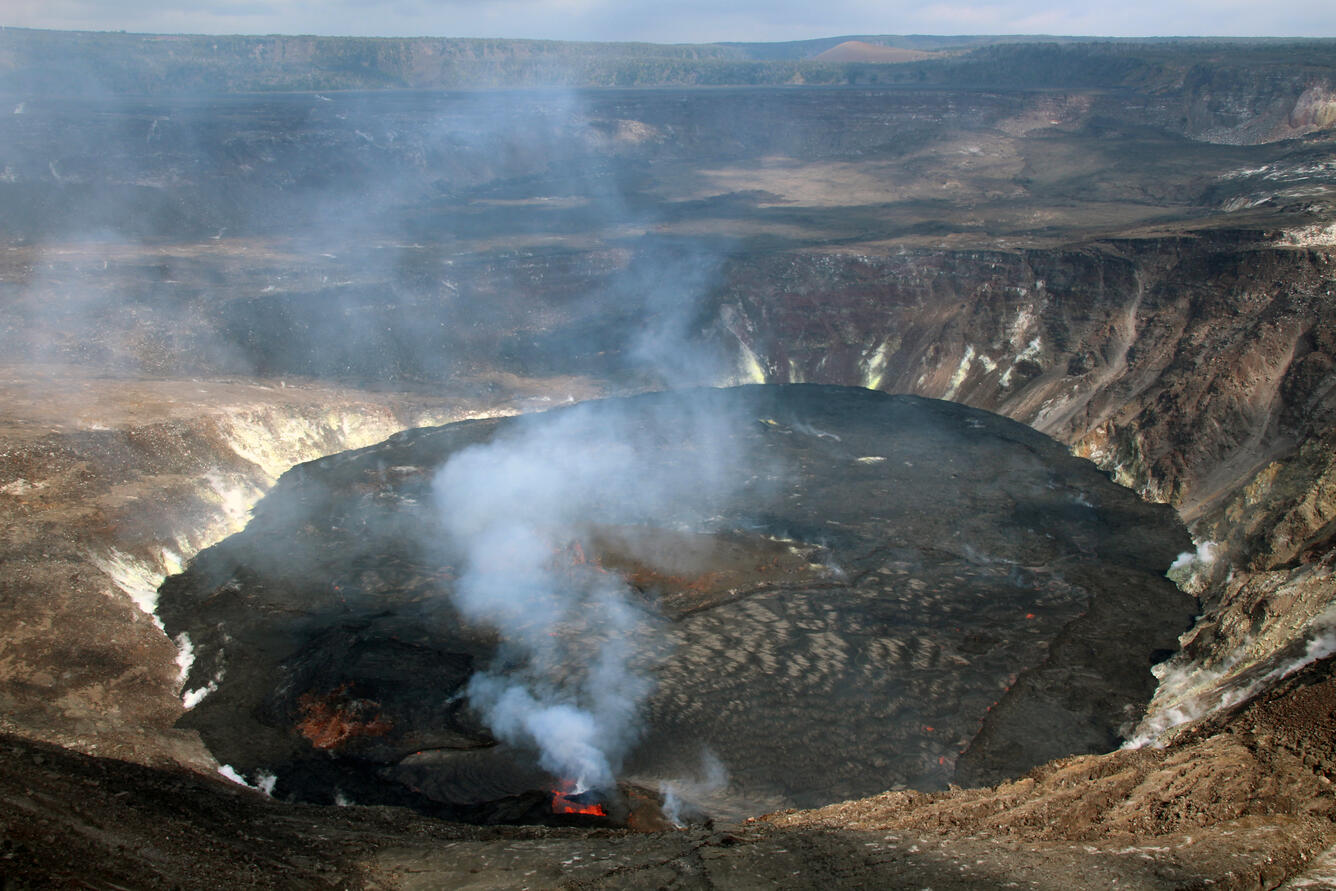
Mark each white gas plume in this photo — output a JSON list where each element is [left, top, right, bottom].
[[1125, 605, 1336, 748], [659, 749, 728, 826], [431, 394, 750, 790]]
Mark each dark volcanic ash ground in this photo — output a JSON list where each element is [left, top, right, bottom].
[[159, 384, 1195, 821]]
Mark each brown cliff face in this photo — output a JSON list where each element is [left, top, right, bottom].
[[717, 234, 1336, 723], [721, 236, 1336, 543]]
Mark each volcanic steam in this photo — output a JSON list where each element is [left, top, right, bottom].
[[430, 394, 753, 795]]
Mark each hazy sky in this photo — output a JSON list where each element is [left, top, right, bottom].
[[6, 0, 1335, 42]]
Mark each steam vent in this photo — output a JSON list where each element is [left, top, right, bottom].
[[160, 385, 1195, 820]]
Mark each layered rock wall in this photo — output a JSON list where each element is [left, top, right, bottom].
[[0, 380, 488, 765], [717, 233, 1336, 730]]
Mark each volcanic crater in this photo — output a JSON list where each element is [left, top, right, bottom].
[[3, 32, 1336, 889], [160, 384, 1195, 823]]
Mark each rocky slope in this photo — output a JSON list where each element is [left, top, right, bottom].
[[2, 651, 1333, 889], [0, 370, 594, 767], [716, 231, 1336, 751]]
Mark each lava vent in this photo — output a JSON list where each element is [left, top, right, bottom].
[[159, 384, 1196, 823]]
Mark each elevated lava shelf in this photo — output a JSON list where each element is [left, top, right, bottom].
[[159, 385, 1195, 823]]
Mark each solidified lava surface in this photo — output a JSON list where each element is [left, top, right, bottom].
[[158, 384, 1196, 820]]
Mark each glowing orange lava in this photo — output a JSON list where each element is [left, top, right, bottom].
[[295, 683, 392, 750], [551, 780, 607, 817]]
